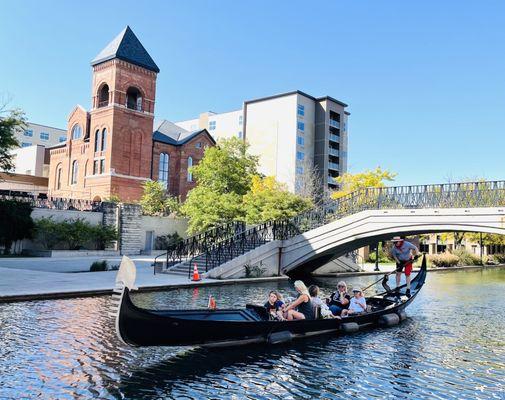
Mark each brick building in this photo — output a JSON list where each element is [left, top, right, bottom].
[[48, 26, 214, 202]]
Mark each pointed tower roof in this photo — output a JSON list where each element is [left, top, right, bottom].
[[91, 26, 160, 73]]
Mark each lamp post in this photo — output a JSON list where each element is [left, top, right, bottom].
[[480, 232, 483, 265], [374, 243, 380, 271]]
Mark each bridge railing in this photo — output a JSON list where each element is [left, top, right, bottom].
[[197, 180, 505, 272]]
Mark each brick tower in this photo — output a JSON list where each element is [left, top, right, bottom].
[[88, 26, 160, 201]]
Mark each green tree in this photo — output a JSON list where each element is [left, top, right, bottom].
[[331, 167, 396, 199], [182, 138, 259, 234], [139, 180, 180, 216], [0, 106, 24, 172], [34, 217, 64, 250], [243, 176, 312, 224], [0, 200, 35, 254], [59, 218, 92, 250], [89, 224, 118, 250]]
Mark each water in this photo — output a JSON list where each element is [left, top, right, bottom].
[[0, 268, 504, 399]]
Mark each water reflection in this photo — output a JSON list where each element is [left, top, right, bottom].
[[0, 268, 503, 399]]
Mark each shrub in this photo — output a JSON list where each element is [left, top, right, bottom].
[[451, 248, 482, 266], [367, 243, 394, 263], [428, 252, 459, 268], [155, 232, 183, 250], [0, 200, 35, 254], [89, 225, 118, 250], [90, 260, 108, 271], [490, 254, 505, 264]]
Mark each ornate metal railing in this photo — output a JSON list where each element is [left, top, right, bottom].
[[163, 221, 245, 268], [192, 180, 505, 273], [0, 193, 102, 212]]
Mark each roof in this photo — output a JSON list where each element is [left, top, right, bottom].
[[153, 120, 215, 146], [91, 26, 160, 73], [244, 90, 348, 108]]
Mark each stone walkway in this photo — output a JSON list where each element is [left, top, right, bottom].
[[0, 255, 287, 302]]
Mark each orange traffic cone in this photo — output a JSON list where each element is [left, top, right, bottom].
[[192, 263, 201, 281], [208, 295, 216, 310]]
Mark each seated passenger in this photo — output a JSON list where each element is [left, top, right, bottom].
[[309, 285, 334, 319], [284, 281, 314, 320], [264, 291, 284, 320], [327, 281, 351, 316], [341, 288, 367, 317]]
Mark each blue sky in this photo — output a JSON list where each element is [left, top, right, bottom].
[[1, 0, 504, 185]]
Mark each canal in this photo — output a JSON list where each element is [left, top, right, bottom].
[[0, 268, 504, 399]]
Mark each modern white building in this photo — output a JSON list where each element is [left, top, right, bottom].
[[176, 90, 349, 194], [15, 122, 67, 148]]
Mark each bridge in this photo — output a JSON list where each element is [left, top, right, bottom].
[[158, 180, 505, 278]]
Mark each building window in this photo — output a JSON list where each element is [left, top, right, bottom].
[[39, 132, 49, 141], [343, 122, 347, 132], [59, 136, 66, 143], [209, 121, 216, 130], [238, 131, 243, 139], [71, 124, 82, 140], [24, 130, 33, 137], [100, 159, 105, 174], [126, 87, 142, 111], [297, 121, 305, 131], [101, 128, 107, 151], [187, 156, 193, 182], [296, 166, 304, 175], [94, 129, 100, 152], [93, 160, 99, 175], [21, 142, 32, 148], [195, 142, 202, 149], [98, 84, 109, 108], [158, 153, 169, 187], [296, 151, 304, 161], [239, 115, 243, 125], [56, 165, 62, 189], [297, 136, 304, 146], [297, 104, 305, 116], [71, 161, 78, 184]]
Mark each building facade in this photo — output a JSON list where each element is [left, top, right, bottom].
[[15, 122, 67, 148], [176, 91, 349, 194], [48, 26, 213, 202]]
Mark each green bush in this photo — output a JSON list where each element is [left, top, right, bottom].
[[155, 232, 183, 250], [35, 218, 117, 250], [490, 254, 505, 264], [0, 200, 35, 254], [367, 243, 394, 263], [428, 252, 459, 268], [90, 260, 108, 272], [452, 248, 482, 266]]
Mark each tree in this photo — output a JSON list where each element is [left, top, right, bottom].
[[0, 105, 24, 172], [331, 167, 396, 199], [89, 224, 118, 250], [34, 217, 64, 250], [139, 180, 180, 216], [182, 138, 259, 234], [0, 200, 35, 254], [243, 176, 313, 224], [296, 159, 325, 204]]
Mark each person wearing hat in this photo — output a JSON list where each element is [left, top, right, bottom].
[[390, 236, 419, 296], [341, 287, 367, 317]]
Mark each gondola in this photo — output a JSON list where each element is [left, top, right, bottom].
[[111, 256, 427, 347]]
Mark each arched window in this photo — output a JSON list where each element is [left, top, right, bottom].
[[55, 164, 62, 190], [98, 84, 109, 107], [71, 124, 82, 140], [158, 153, 169, 188], [71, 160, 78, 184], [94, 129, 100, 152], [126, 87, 142, 111], [187, 157, 193, 182], [101, 128, 107, 151]]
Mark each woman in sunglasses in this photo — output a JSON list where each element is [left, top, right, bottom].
[[327, 281, 351, 316]]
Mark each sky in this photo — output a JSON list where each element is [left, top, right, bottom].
[[1, 0, 504, 185]]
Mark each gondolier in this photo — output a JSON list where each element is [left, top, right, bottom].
[[391, 236, 419, 297]]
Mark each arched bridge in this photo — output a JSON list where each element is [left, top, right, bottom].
[[160, 181, 505, 277]]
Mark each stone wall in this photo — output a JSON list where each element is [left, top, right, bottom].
[[118, 203, 142, 255]]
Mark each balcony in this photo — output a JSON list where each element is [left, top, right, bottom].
[[327, 176, 337, 185], [329, 119, 340, 129], [329, 133, 339, 143], [328, 148, 339, 157], [328, 162, 339, 170]]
